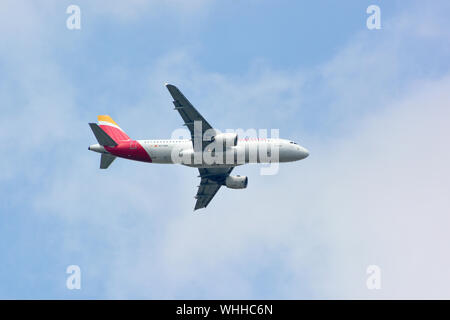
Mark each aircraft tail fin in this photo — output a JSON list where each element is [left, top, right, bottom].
[[100, 153, 116, 169], [88, 123, 118, 147], [97, 115, 130, 142]]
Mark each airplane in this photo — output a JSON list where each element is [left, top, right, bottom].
[[88, 84, 309, 210]]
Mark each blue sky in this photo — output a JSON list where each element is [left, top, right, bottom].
[[1, 0, 450, 299]]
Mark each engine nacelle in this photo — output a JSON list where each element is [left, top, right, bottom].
[[212, 133, 238, 149], [225, 175, 248, 189]]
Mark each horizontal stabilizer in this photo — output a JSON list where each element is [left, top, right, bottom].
[[89, 123, 118, 147], [100, 153, 116, 169]]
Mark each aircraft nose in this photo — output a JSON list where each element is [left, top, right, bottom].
[[298, 146, 309, 159], [303, 147, 309, 158]]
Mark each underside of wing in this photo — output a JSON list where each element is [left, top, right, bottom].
[[165, 84, 234, 211], [195, 167, 234, 211], [166, 83, 216, 150]]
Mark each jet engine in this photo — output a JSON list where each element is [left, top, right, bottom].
[[212, 133, 238, 149], [225, 175, 248, 189]]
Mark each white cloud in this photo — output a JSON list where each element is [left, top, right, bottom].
[[297, 76, 450, 299]]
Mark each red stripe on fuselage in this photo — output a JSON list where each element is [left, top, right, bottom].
[[105, 141, 152, 163]]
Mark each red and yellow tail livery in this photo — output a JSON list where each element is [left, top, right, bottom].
[[97, 115, 130, 142]]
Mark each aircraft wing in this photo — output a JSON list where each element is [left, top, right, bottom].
[[195, 167, 234, 210], [166, 83, 216, 151]]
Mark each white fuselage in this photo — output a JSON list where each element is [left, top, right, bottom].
[[137, 138, 309, 167]]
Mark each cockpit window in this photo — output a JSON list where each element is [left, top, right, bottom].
[[290, 141, 299, 145]]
